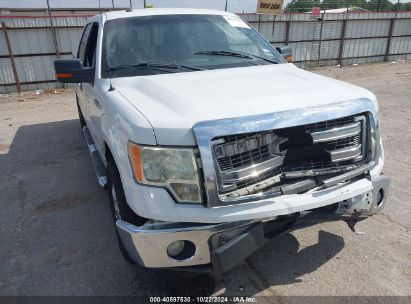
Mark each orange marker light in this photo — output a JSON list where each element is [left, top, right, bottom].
[[56, 73, 73, 78], [128, 142, 143, 182]]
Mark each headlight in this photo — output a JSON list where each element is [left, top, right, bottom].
[[128, 142, 202, 203], [371, 121, 380, 161]]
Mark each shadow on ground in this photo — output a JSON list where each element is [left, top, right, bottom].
[[0, 118, 344, 296]]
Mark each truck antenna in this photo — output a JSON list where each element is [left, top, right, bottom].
[[108, 79, 115, 91]]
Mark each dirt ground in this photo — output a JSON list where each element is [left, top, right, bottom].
[[0, 62, 410, 297]]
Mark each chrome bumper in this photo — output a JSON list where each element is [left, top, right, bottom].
[[116, 219, 256, 269], [116, 175, 390, 273]]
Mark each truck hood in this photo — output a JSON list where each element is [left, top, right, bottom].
[[113, 64, 377, 145]]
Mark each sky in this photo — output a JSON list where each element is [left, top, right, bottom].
[[0, 0, 408, 13]]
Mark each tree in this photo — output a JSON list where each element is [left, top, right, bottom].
[[284, 0, 411, 12], [365, 0, 394, 11], [285, 0, 321, 12], [321, 0, 341, 10]]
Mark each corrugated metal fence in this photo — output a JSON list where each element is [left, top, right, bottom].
[[0, 15, 87, 93], [1, 12, 411, 93], [241, 11, 411, 68]]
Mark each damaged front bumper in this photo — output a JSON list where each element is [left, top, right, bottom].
[[116, 175, 390, 274]]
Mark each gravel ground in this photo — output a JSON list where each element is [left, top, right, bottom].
[[0, 62, 410, 297]]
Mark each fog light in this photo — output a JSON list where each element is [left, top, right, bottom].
[[167, 240, 185, 257], [166, 240, 196, 261]]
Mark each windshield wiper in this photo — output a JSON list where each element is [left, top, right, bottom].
[[194, 50, 253, 59], [194, 50, 278, 64], [245, 53, 279, 64], [108, 62, 204, 72]]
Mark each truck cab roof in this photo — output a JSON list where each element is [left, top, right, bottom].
[[98, 8, 236, 22]]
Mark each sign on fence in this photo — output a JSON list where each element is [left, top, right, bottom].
[[256, 0, 284, 14], [312, 7, 321, 16]]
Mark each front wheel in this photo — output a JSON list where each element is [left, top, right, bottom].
[[107, 159, 146, 264]]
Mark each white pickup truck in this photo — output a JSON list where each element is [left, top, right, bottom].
[[54, 8, 390, 274]]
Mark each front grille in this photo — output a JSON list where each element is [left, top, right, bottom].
[[216, 141, 271, 171], [212, 114, 368, 199], [305, 116, 355, 130], [326, 135, 360, 150], [216, 135, 281, 189]]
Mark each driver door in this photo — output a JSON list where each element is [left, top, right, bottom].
[[77, 23, 101, 148]]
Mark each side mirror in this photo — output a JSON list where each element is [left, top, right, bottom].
[[276, 46, 292, 63], [54, 59, 94, 83]]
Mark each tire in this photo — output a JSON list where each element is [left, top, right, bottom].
[[107, 159, 146, 264], [76, 96, 86, 128]]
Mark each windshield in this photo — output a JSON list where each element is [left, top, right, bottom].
[[102, 14, 285, 78]]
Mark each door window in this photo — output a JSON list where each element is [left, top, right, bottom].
[[83, 23, 99, 68], [77, 23, 92, 63]]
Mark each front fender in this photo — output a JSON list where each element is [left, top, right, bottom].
[[100, 90, 156, 214]]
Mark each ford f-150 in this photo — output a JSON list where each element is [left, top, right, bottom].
[[54, 8, 390, 274]]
